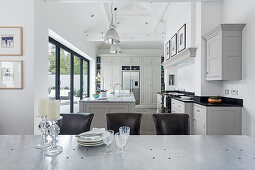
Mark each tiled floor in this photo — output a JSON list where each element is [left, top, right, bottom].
[[135, 108, 157, 135]]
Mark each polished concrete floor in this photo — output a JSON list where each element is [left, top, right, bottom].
[[135, 108, 157, 135]]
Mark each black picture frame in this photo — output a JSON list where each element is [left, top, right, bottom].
[[165, 40, 170, 60], [178, 24, 186, 53], [170, 34, 177, 57]]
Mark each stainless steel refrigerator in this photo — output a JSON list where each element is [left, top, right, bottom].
[[122, 71, 140, 105]]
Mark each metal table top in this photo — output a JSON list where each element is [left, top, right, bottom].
[[0, 135, 255, 170]]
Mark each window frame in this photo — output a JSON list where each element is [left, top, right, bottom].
[[49, 37, 90, 113]]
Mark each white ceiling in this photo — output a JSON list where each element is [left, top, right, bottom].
[[45, 1, 168, 49]]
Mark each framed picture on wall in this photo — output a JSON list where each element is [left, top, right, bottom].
[[0, 60, 23, 89], [165, 41, 170, 60], [0, 27, 23, 56], [178, 24, 186, 53], [170, 34, 177, 57]]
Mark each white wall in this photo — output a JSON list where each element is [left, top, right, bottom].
[[34, 0, 97, 133], [221, 0, 255, 137], [164, 2, 195, 91], [0, 0, 34, 134]]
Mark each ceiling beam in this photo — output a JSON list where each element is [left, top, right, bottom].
[[100, 3, 110, 26], [45, 0, 222, 3], [151, 3, 170, 33]]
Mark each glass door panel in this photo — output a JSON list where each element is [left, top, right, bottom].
[[48, 43, 56, 99], [60, 48, 71, 113], [83, 60, 88, 98], [73, 56, 81, 113]]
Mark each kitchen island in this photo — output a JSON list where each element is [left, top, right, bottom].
[[79, 92, 136, 128]]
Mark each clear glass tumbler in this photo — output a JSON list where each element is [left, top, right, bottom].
[[115, 132, 127, 154], [119, 126, 130, 149], [102, 130, 114, 152]]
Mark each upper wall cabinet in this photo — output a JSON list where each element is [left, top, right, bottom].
[[203, 24, 245, 81]]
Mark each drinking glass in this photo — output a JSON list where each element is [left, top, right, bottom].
[[119, 126, 130, 149], [115, 132, 127, 154], [102, 130, 114, 152]]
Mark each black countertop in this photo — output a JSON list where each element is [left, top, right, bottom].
[[171, 96, 243, 107]]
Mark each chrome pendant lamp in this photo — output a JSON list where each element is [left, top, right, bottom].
[[104, 3, 120, 44], [110, 44, 122, 54]]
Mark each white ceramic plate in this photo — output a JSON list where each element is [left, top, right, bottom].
[[77, 141, 105, 147]]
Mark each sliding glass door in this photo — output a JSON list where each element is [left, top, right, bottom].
[[48, 37, 89, 113]]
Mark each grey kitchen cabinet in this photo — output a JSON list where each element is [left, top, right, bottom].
[[203, 24, 245, 81], [193, 103, 242, 135]]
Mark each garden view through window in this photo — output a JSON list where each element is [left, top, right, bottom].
[[48, 38, 89, 113]]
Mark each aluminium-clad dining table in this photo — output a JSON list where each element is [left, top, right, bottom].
[[0, 135, 255, 170]]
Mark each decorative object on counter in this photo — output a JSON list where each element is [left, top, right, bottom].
[[178, 24, 186, 53], [36, 97, 52, 149], [96, 73, 105, 90], [0, 60, 23, 89], [208, 96, 222, 104], [170, 34, 177, 57], [44, 116, 63, 156], [165, 40, 170, 60], [0, 27, 23, 56], [93, 93, 100, 99], [100, 89, 107, 98]]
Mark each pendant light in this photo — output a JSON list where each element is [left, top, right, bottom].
[[110, 44, 122, 54], [104, 3, 120, 44]]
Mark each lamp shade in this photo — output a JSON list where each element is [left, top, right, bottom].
[[110, 44, 122, 54], [104, 24, 120, 44]]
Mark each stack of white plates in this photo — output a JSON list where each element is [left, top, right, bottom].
[[76, 128, 105, 147]]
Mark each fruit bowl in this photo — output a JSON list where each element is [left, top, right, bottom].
[[93, 94, 100, 99], [208, 98, 222, 104]]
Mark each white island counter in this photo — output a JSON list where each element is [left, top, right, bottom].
[[79, 93, 136, 128]]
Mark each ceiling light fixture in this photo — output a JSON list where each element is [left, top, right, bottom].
[[104, 3, 120, 45], [110, 44, 122, 54]]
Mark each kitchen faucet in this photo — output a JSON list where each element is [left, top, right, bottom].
[[113, 83, 123, 96]]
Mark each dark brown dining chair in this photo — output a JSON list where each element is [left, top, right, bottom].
[[58, 113, 94, 135], [152, 114, 190, 135], [106, 113, 142, 135]]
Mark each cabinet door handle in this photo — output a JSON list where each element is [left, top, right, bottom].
[[193, 119, 196, 121], [196, 110, 200, 112]]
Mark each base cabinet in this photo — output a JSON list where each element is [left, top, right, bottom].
[[193, 104, 242, 135]]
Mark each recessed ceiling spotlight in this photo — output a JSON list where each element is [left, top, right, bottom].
[[86, 34, 89, 37], [91, 14, 94, 18], [146, 22, 148, 25], [162, 32, 164, 34]]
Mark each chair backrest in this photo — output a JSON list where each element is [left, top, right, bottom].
[[153, 114, 190, 135], [106, 113, 142, 135], [58, 113, 94, 135]]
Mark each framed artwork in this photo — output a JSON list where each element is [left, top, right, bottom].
[[178, 24, 186, 53], [170, 34, 177, 57], [0, 60, 23, 89], [0, 27, 23, 56], [165, 41, 170, 60]]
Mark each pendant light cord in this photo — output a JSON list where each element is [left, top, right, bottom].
[[111, 3, 113, 25]]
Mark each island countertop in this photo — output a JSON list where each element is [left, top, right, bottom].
[[80, 93, 136, 103]]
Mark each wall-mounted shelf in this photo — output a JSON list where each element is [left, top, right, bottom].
[[162, 48, 197, 68]]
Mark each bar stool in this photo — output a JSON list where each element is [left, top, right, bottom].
[[58, 113, 94, 135], [106, 113, 142, 135], [152, 113, 190, 135]]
